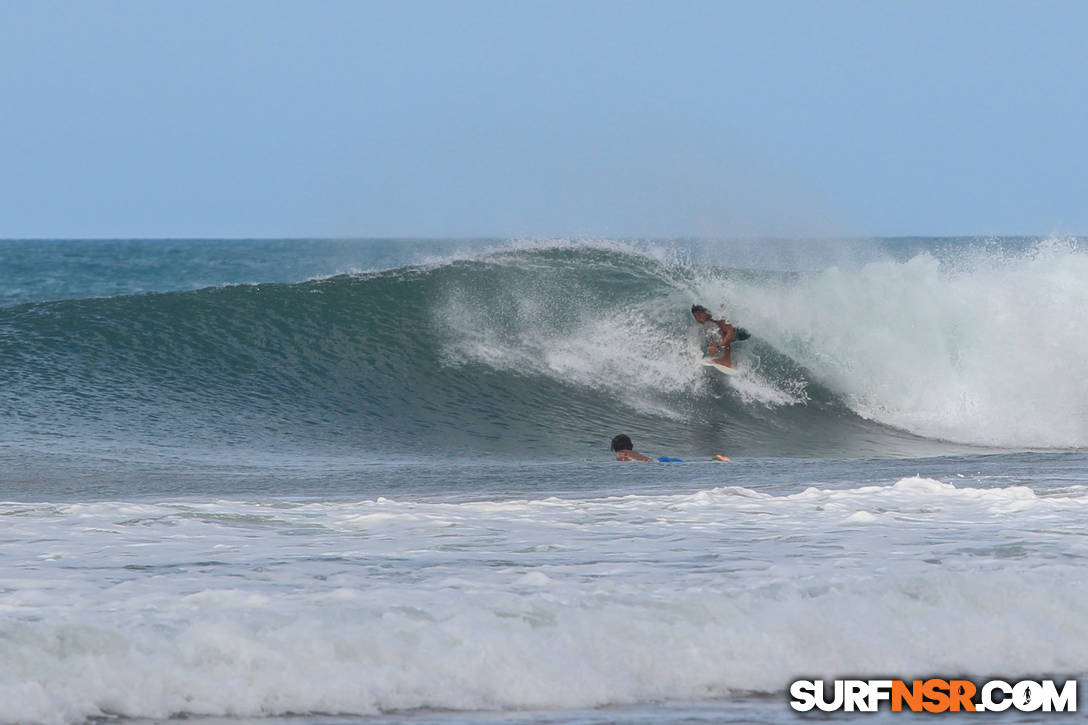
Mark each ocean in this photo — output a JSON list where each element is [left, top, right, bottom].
[[1, 237, 1086, 724]]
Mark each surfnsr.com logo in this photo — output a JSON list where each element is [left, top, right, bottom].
[[790, 679, 1078, 713]]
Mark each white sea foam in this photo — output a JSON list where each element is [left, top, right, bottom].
[[727, 238, 1088, 447], [2, 478, 1087, 724]]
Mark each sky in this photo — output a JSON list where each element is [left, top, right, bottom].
[[0, 0, 1086, 239]]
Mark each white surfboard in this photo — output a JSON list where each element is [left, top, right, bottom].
[[700, 357, 739, 375]]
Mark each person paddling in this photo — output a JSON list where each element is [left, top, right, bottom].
[[610, 434, 653, 461], [610, 434, 730, 463]]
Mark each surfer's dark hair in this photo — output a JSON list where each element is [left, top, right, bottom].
[[691, 304, 709, 315], [610, 434, 634, 452]]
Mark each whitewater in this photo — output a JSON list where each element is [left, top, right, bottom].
[[1, 237, 1087, 724]]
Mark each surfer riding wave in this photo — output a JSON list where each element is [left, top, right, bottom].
[[691, 304, 750, 368]]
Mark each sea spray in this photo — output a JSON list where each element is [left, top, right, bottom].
[[730, 239, 1088, 447]]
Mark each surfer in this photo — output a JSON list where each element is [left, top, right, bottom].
[[691, 304, 749, 368], [611, 435, 729, 462], [610, 434, 653, 462]]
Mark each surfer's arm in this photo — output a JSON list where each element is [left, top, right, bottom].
[[715, 319, 736, 344], [704, 319, 734, 354]]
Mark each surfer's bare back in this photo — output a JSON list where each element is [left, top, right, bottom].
[[610, 434, 652, 462]]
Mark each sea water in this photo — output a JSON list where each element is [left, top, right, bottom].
[[1, 238, 1086, 724]]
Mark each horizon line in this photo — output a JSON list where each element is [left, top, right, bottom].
[[0, 234, 1074, 243]]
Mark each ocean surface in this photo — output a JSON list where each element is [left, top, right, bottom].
[[2, 237, 1087, 724]]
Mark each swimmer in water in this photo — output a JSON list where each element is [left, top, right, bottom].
[[610, 434, 652, 462]]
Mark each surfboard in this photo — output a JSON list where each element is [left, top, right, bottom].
[[701, 357, 739, 375]]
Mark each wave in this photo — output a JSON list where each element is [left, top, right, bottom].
[[6, 561, 1083, 724], [726, 237, 1088, 448], [3, 477, 1087, 723], [2, 240, 1086, 458]]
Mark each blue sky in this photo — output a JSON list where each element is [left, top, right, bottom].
[[1, 0, 1085, 238]]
